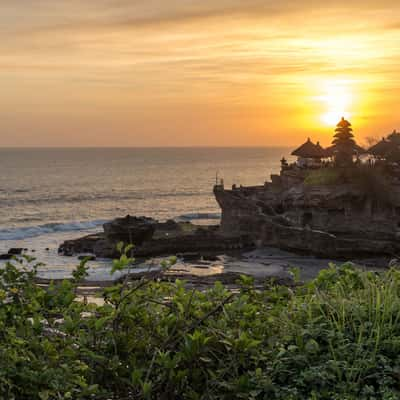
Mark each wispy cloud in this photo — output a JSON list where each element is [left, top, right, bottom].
[[1, 0, 400, 146]]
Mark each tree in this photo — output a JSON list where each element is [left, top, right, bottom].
[[332, 117, 356, 166]]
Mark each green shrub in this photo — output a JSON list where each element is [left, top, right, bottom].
[[343, 165, 393, 205], [304, 165, 394, 206], [2, 255, 400, 399], [304, 169, 341, 186]]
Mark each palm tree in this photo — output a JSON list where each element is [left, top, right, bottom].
[[332, 117, 356, 166]]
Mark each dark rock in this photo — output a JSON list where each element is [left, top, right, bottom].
[[59, 216, 254, 259], [160, 219, 180, 230], [8, 248, 23, 255], [45, 248, 50, 251], [0, 248, 24, 260], [103, 215, 156, 245], [214, 174, 400, 257], [59, 233, 106, 257], [202, 254, 219, 261], [134, 231, 253, 258]]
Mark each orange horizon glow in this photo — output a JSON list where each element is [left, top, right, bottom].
[[1, 1, 400, 147]]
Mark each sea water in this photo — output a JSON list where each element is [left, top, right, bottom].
[[0, 147, 291, 278]]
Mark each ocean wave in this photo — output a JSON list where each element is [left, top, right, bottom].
[[174, 212, 221, 221], [0, 220, 108, 241], [0, 190, 208, 207]]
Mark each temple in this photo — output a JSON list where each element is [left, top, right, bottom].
[[214, 118, 400, 257]]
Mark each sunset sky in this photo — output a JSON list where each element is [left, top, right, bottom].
[[1, 0, 400, 147]]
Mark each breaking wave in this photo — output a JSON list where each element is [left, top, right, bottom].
[[0, 220, 108, 241]]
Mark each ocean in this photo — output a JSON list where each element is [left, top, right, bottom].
[[0, 147, 292, 279]]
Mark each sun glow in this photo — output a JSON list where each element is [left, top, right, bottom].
[[319, 81, 352, 126]]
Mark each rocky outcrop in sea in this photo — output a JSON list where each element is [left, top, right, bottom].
[[59, 215, 253, 259]]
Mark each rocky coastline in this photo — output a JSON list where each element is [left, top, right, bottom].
[[58, 215, 254, 260], [7, 118, 400, 286], [214, 181, 400, 258]]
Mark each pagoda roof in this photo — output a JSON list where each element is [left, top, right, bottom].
[[291, 138, 326, 158], [336, 117, 352, 128]]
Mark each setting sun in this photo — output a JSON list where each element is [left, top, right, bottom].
[[322, 110, 351, 126], [320, 81, 352, 126]]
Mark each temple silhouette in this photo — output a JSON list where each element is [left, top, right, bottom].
[[214, 117, 400, 258], [289, 117, 400, 169]]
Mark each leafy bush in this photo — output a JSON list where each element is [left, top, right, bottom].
[[343, 165, 393, 205], [304, 169, 341, 186], [304, 165, 394, 207], [2, 254, 400, 399]]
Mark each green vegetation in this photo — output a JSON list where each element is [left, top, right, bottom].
[[304, 168, 341, 186], [343, 165, 393, 205], [2, 252, 400, 399], [304, 165, 393, 205]]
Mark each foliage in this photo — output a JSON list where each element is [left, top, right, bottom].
[[343, 164, 393, 205], [304, 168, 341, 186], [3, 255, 400, 399], [304, 164, 394, 205]]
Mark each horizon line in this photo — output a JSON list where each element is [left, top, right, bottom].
[[0, 145, 293, 150]]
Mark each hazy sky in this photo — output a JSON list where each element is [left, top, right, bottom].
[[2, 0, 400, 147]]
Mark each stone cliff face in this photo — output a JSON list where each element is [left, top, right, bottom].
[[214, 171, 400, 257]]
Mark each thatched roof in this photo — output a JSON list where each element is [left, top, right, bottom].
[[316, 141, 330, 158], [353, 144, 367, 154], [368, 138, 392, 157], [325, 143, 366, 157], [387, 130, 400, 145], [291, 138, 326, 158], [315, 141, 324, 152], [324, 145, 334, 157]]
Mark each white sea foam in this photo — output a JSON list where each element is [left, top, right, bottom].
[[0, 147, 290, 244], [0, 220, 108, 241], [0, 213, 221, 241]]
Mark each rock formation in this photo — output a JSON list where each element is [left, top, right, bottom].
[[59, 216, 252, 259], [103, 215, 156, 245], [212, 117, 400, 258], [59, 119, 400, 260], [214, 166, 400, 258]]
